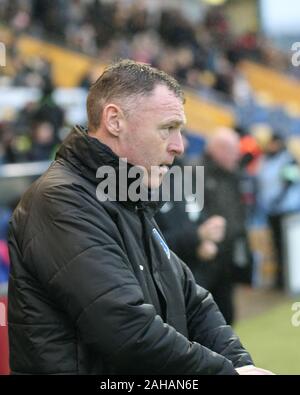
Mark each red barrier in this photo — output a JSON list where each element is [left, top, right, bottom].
[[0, 296, 9, 375]]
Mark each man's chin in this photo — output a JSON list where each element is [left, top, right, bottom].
[[140, 173, 163, 189], [143, 177, 162, 190], [142, 168, 167, 190]]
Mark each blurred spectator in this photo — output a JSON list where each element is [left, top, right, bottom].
[[156, 128, 258, 325], [159, 9, 197, 48], [31, 0, 67, 40], [0, 207, 11, 285], [11, 55, 53, 90], [227, 32, 264, 65], [27, 121, 57, 161], [32, 80, 64, 138], [239, 133, 262, 222], [156, 152, 227, 271], [125, 1, 148, 37], [204, 6, 229, 43], [198, 128, 253, 324], [257, 133, 300, 289], [213, 54, 234, 97], [0, 120, 31, 163]]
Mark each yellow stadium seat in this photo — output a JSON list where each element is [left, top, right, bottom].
[[240, 60, 300, 113]]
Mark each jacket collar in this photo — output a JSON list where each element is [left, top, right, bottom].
[[55, 125, 164, 215]]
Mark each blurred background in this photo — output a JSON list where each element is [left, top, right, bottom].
[[1, 0, 300, 375]]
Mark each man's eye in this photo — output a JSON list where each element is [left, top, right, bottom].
[[160, 128, 170, 139]]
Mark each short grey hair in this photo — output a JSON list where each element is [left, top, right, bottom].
[[87, 59, 185, 132]]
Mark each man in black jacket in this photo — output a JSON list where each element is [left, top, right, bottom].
[[8, 60, 272, 375], [155, 130, 251, 326], [200, 128, 252, 325]]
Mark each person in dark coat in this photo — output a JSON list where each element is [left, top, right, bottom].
[[155, 155, 227, 285], [8, 60, 272, 375], [200, 128, 253, 325], [156, 130, 251, 325]]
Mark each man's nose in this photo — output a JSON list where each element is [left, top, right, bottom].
[[168, 131, 185, 156]]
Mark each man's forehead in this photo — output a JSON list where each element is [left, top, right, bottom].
[[139, 87, 186, 120], [150, 84, 183, 103]]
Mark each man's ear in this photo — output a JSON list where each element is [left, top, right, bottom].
[[102, 104, 125, 137]]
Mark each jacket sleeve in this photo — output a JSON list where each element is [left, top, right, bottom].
[[178, 256, 254, 368], [26, 185, 241, 374]]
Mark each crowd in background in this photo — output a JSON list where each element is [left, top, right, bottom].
[[0, 0, 294, 165], [1, 0, 291, 91]]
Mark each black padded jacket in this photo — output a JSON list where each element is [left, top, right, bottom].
[[8, 126, 253, 374]]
